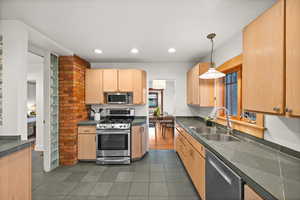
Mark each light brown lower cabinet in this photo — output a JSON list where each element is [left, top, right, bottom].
[[244, 185, 264, 200], [78, 126, 97, 160], [175, 127, 206, 200], [132, 125, 147, 159], [0, 146, 32, 200]]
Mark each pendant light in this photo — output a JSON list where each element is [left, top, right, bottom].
[[199, 33, 225, 79]]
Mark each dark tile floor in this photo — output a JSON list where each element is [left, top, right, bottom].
[[32, 150, 200, 200]]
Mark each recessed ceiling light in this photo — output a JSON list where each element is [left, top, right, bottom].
[[130, 48, 139, 54], [168, 48, 176, 53], [94, 49, 103, 54]]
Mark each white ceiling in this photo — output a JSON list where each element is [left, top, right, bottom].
[[1, 0, 276, 62]]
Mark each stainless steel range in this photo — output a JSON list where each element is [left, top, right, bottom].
[[96, 108, 134, 165]]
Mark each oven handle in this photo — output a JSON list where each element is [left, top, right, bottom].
[[97, 131, 130, 135]]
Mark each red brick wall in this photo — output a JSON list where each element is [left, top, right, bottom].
[[59, 55, 90, 165]]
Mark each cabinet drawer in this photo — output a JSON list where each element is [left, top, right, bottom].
[[78, 126, 96, 134], [175, 126, 205, 158]]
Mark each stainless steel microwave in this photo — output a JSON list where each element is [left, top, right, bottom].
[[106, 93, 133, 104]]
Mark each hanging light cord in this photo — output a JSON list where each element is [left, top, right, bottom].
[[210, 37, 214, 68]]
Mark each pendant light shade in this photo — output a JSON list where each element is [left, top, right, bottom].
[[199, 67, 225, 79], [199, 33, 225, 79]]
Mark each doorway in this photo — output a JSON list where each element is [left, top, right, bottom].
[[27, 52, 44, 172], [148, 80, 176, 150]]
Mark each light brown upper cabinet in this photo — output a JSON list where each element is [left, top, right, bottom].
[[286, 0, 300, 117], [118, 69, 134, 92], [103, 69, 118, 92], [133, 69, 147, 105], [199, 63, 214, 107], [243, 0, 285, 115], [85, 69, 104, 104], [187, 63, 214, 107], [243, 0, 300, 117], [85, 68, 146, 105]]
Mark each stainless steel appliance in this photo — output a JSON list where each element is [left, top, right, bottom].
[[106, 92, 133, 105], [206, 149, 242, 200], [96, 108, 134, 165]]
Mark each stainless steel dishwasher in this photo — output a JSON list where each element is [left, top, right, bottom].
[[206, 149, 242, 200]]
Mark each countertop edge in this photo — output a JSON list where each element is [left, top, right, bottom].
[[0, 139, 35, 158], [175, 119, 278, 200]]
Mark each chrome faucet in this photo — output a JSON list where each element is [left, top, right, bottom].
[[208, 107, 233, 134]]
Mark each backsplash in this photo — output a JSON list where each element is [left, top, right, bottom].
[[91, 104, 147, 117]]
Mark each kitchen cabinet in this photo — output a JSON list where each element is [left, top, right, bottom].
[[78, 126, 96, 160], [132, 125, 147, 160], [133, 69, 147, 105], [85, 68, 146, 105], [0, 146, 32, 200], [118, 69, 134, 92], [187, 63, 214, 107], [186, 69, 192, 105], [244, 185, 264, 200], [243, 0, 285, 114], [286, 0, 300, 117], [85, 69, 104, 104], [175, 125, 205, 200], [103, 69, 118, 92], [199, 63, 214, 107]]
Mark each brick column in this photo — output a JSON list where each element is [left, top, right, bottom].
[[59, 55, 89, 165]]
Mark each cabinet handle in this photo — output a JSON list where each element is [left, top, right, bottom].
[[273, 107, 280, 112], [285, 108, 293, 113]]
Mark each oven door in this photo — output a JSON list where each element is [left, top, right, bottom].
[[96, 130, 130, 157]]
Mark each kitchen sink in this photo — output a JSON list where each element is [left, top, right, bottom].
[[189, 126, 226, 135], [201, 134, 240, 142]]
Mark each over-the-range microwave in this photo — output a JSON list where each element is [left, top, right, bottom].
[[106, 92, 133, 104]]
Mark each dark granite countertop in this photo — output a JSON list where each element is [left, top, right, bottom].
[[132, 116, 147, 126], [175, 117, 300, 200], [77, 116, 147, 126], [77, 120, 99, 126], [0, 136, 35, 158]]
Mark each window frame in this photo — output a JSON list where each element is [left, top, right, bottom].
[[215, 54, 265, 138]]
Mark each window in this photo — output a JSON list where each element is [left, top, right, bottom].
[[219, 57, 258, 124], [225, 71, 238, 116], [216, 54, 264, 138]]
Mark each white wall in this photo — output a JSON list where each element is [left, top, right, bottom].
[[197, 31, 300, 152], [27, 82, 36, 108], [0, 20, 28, 140], [91, 62, 195, 116]]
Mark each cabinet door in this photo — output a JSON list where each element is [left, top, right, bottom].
[[190, 148, 206, 200], [199, 63, 214, 107], [187, 69, 192, 105], [192, 65, 200, 105], [103, 69, 118, 92], [242, 0, 285, 114], [133, 70, 147, 105], [118, 69, 133, 92], [132, 126, 142, 159], [286, 0, 300, 117], [85, 69, 103, 104], [78, 134, 96, 160], [244, 185, 264, 200], [0, 147, 32, 200]]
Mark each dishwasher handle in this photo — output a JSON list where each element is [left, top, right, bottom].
[[208, 158, 232, 185]]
